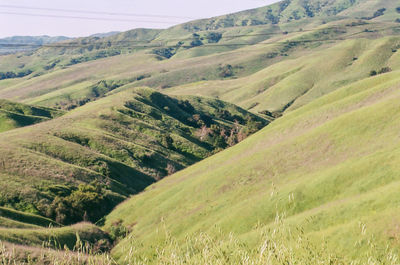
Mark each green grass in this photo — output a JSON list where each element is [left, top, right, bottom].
[[0, 223, 110, 250], [104, 70, 400, 263], [0, 99, 63, 132], [0, 1, 397, 113], [0, 0, 399, 262], [0, 207, 58, 228], [0, 87, 265, 224]]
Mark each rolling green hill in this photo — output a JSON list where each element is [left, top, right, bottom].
[[0, 87, 266, 225], [0, 99, 64, 132], [105, 69, 400, 264], [0, 0, 399, 263], [0, 19, 398, 116]]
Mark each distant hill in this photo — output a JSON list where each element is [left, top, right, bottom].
[[0, 35, 70, 55], [89, 31, 121, 38], [176, 0, 398, 31]]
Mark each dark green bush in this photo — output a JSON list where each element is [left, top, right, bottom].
[[45, 182, 119, 225]]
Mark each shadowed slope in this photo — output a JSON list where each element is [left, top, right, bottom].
[[0, 87, 266, 225], [0, 99, 63, 132]]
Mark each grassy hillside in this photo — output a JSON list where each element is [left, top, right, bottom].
[[0, 87, 266, 225], [0, 0, 399, 263], [0, 99, 63, 132], [0, 222, 110, 250], [167, 35, 400, 112], [105, 70, 400, 263], [1, 19, 398, 115], [0, 0, 398, 104], [0, 207, 58, 228]]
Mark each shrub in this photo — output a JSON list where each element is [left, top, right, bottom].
[[369, 67, 392, 77], [190, 33, 203, 47], [152, 48, 175, 59], [206, 32, 222, 43], [369, 70, 377, 76], [378, 67, 392, 74], [109, 219, 129, 241], [45, 182, 116, 225], [219, 64, 234, 78]]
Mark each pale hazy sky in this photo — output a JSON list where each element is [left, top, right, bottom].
[[0, 0, 280, 38]]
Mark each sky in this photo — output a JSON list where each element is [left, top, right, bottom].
[[0, 0, 280, 38]]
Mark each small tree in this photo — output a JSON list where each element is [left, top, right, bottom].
[[166, 163, 176, 175], [378, 67, 392, 74]]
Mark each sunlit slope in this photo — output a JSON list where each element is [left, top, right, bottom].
[[0, 0, 397, 85], [0, 222, 110, 250], [1, 20, 398, 114], [167, 36, 400, 112], [105, 70, 400, 262], [0, 99, 63, 132], [0, 87, 265, 223]]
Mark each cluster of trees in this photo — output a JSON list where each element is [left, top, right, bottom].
[[265, 9, 280, 24], [43, 182, 122, 225], [219, 64, 234, 78], [67, 50, 121, 66], [54, 79, 132, 110], [152, 32, 223, 59], [0, 70, 32, 80], [160, 98, 265, 153], [206, 32, 222, 43], [195, 116, 264, 149], [43, 59, 60, 70], [190, 33, 204, 47], [369, 67, 392, 76], [362, 8, 386, 20]]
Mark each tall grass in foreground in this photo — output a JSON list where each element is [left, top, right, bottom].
[[120, 213, 399, 265], [1, 213, 399, 264], [0, 240, 116, 265]]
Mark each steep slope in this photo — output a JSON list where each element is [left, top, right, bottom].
[[0, 87, 266, 225], [106, 70, 400, 263], [0, 99, 63, 132]]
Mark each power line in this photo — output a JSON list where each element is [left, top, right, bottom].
[[0, 4, 198, 20], [0, 11, 184, 24]]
